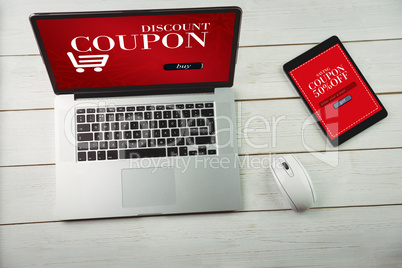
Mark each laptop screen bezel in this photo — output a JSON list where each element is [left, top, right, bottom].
[[30, 7, 242, 95]]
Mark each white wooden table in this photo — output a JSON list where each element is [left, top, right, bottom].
[[1, 0, 402, 267]]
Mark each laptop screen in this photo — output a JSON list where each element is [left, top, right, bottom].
[[30, 7, 242, 94]]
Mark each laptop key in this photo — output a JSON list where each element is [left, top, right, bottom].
[[171, 128, 180, 137], [208, 149, 217, 155], [130, 122, 139, 129], [114, 131, 122, 140], [121, 122, 129, 130], [77, 152, 86, 161], [128, 140, 137, 148], [189, 151, 197, 156], [77, 142, 88, 150], [148, 139, 157, 147], [144, 112, 152, 120], [87, 114, 95, 122], [99, 141, 108, 149], [77, 115, 85, 123], [133, 131, 141, 138], [123, 131, 132, 139], [167, 147, 178, 156], [173, 111, 181, 118], [201, 109, 214, 117], [198, 146, 207, 155], [104, 132, 112, 140], [168, 120, 177, 127], [163, 111, 172, 119], [125, 113, 133, 121], [92, 123, 100, 131], [205, 103, 214, 108], [195, 136, 216, 145], [162, 129, 170, 137], [107, 150, 118, 160], [101, 123, 110, 131], [119, 141, 127, 148], [167, 138, 175, 146], [176, 138, 185, 146], [191, 109, 200, 117], [88, 151, 96, 161], [182, 110, 191, 118], [96, 114, 105, 122], [120, 148, 166, 158], [134, 112, 143, 120], [178, 119, 186, 127], [179, 146, 188, 156], [187, 119, 196, 126], [97, 151, 106, 160], [106, 114, 114, 121], [159, 120, 167, 128], [138, 140, 147, 148], [186, 137, 195, 145], [76, 108, 85, 114], [180, 128, 189, 136], [77, 124, 90, 132], [200, 127, 208, 135], [94, 132, 103, 140], [116, 113, 124, 121], [157, 138, 166, 147], [109, 141, 118, 149], [154, 111, 162, 119], [77, 133, 93, 141], [190, 128, 199, 136]]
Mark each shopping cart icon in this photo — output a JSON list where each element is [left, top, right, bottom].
[[67, 52, 109, 73]]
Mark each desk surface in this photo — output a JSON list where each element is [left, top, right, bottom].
[[1, 0, 402, 267]]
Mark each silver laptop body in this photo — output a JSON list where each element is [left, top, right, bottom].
[[30, 7, 242, 220]]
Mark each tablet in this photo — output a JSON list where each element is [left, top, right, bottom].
[[283, 36, 387, 146]]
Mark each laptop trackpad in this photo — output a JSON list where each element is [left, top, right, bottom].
[[121, 167, 176, 208]]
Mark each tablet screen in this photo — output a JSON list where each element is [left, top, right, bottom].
[[287, 41, 385, 143]]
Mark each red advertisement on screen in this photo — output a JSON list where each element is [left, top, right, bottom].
[[36, 12, 236, 90], [289, 44, 382, 139]]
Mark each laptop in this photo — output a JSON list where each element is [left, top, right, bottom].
[[30, 7, 242, 220]]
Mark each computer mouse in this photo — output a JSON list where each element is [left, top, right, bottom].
[[270, 155, 316, 212]]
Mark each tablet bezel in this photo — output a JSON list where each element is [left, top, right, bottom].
[[283, 35, 388, 146]]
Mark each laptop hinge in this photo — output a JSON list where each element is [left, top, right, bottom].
[[74, 87, 215, 100]]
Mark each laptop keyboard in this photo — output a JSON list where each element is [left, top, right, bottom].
[[75, 102, 217, 161]]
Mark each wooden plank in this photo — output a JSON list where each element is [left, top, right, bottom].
[[1, 40, 402, 110], [0, 94, 400, 166], [1, 149, 401, 225], [237, 94, 401, 155], [2, 0, 402, 56], [1, 206, 401, 267]]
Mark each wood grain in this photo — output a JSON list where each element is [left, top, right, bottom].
[[1, 149, 401, 225], [1, 40, 402, 110], [1, 94, 399, 166], [1, 0, 402, 55], [1, 206, 401, 267], [1, 0, 401, 266]]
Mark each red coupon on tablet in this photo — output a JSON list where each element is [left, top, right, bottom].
[[284, 36, 387, 146]]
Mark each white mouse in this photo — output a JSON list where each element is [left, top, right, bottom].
[[270, 155, 316, 212]]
